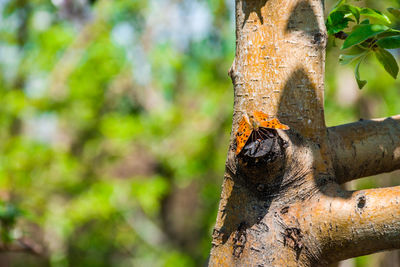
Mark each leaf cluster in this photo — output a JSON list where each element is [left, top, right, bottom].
[[326, 0, 400, 88]]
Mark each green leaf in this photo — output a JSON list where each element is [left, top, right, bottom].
[[355, 57, 367, 89], [360, 8, 391, 24], [338, 4, 361, 24], [360, 19, 370, 24], [339, 45, 368, 65], [376, 36, 400, 49], [347, 45, 368, 54], [387, 7, 400, 17], [341, 24, 389, 49], [325, 11, 352, 35], [339, 52, 367, 65], [326, 11, 354, 35], [375, 48, 399, 79], [377, 28, 400, 38]]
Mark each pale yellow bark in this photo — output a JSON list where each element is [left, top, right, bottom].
[[210, 0, 329, 266], [230, 0, 326, 140]]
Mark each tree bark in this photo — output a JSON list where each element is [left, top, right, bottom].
[[209, 0, 400, 266], [328, 116, 400, 184]]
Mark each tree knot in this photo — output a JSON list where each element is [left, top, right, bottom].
[[357, 195, 366, 211]]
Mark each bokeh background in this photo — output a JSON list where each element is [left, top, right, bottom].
[[0, 0, 399, 266]]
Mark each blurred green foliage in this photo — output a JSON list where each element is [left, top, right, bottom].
[[0, 0, 399, 267]]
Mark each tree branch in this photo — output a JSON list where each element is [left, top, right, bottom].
[[328, 116, 400, 184], [307, 186, 400, 263], [0, 238, 44, 255]]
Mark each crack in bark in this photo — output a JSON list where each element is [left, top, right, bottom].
[[233, 222, 248, 258]]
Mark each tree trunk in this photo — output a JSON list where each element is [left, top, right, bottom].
[[208, 0, 400, 266]]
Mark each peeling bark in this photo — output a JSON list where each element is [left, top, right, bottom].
[[209, 0, 400, 266]]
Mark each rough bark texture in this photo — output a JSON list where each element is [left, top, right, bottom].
[[208, 0, 400, 266]]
